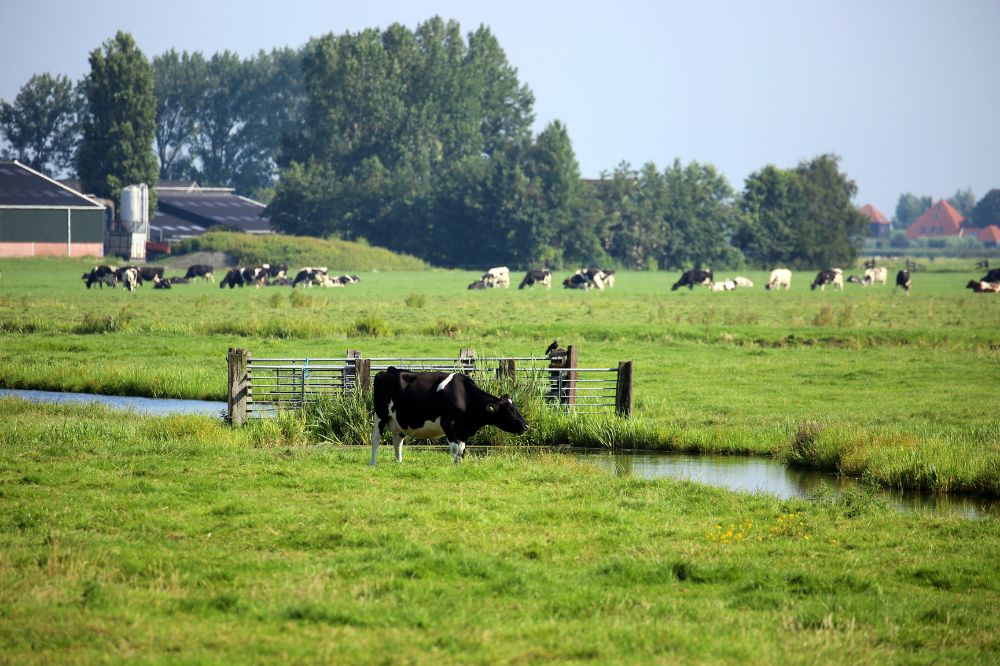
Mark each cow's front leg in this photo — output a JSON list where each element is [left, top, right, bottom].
[[448, 440, 466, 464], [392, 433, 404, 463]]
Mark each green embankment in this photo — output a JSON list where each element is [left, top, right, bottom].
[[171, 230, 429, 271]]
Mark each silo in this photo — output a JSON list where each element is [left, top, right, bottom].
[[107, 183, 149, 260]]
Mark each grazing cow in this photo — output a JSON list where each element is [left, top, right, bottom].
[[292, 267, 328, 288], [519, 269, 552, 289], [370, 368, 528, 465], [765, 268, 792, 290], [468, 279, 488, 290], [580, 267, 609, 290], [708, 280, 737, 292], [672, 269, 713, 291], [481, 266, 511, 288], [183, 264, 215, 283], [966, 280, 1000, 293], [731, 277, 754, 288], [811, 269, 844, 291], [600, 269, 616, 288], [562, 272, 592, 289], [240, 266, 268, 288], [846, 275, 862, 284], [119, 267, 140, 292], [337, 275, 360, 285], [82, 265, 118, 289], [980, 268, 1000, 283], [862, 267, 888, 286], [268, 264, 289, 280], [220, 268, 245, 289], [895, 270, 911, 293], [136, 266, 164, 283]]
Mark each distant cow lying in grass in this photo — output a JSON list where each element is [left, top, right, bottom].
[[370, 368, 528, 465], [966, 280, 1000, 293]]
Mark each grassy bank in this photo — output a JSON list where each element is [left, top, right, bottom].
[[1, 398, 998, 664], [1, 258, 998, 495]]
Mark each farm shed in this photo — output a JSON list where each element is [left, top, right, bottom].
[[150, 183, 271, 242], [0, 161, 106, 257], [859, 204, 891, 239]]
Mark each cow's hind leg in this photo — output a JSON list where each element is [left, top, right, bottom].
[[448, 441, 467, 464], [392, 433, 404, 463], [370, 416, 383, 466]]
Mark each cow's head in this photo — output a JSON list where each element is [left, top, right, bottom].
[[486, 395, 528, 434]]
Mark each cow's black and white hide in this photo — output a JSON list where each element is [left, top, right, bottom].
[[220, 268, 245, 289], [82, 265, 118, 289], [184, 264, 214, 282], [153, 280, 172, 289], [895, 270, 911, 293], [468, 279, 488, 290], [519, 269, 552, 289], [562, 272, 591, 289], [292, 267, 328, 288], [980, 268, 1000, 283], [811, 269, 844, 291], [671, 269, 713, 291], [370, 368, 528, 465]]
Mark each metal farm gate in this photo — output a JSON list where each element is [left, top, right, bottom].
[[226, 346, 633, 425]]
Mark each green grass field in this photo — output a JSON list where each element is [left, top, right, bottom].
[[2, 255, 1000, 662]]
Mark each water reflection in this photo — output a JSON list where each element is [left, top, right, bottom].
[[0, 388, 226, 418], [578, 450, 999, 520]]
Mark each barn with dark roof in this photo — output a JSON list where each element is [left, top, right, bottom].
[[0, 161, 107, 257], [150, 184, 271, 242]]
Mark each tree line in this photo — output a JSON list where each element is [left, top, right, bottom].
[[5, 19, 992, 270]]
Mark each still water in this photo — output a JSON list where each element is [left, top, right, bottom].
[[4, 388, 996, 518], [575, 450, 999, 519], [0, 388, 226, 418]]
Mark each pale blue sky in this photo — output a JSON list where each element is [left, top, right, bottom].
[[3, 0, 998, 217]]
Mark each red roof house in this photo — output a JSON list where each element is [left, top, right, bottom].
[[977, 225, 1000, 248], [859, 204, 891, 238], [906, 200, 965, 239]]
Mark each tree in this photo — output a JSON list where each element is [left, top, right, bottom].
[[152, 49, 206, 181], [893, 193, 931, 228], [77, 31, 158, 212], [971, 189, 1000, 229], [947, 187, 976, 221], [0, 73, 80, 176], [733, 165, 802, 268]]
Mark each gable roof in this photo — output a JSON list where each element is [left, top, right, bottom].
[[906, 200, 965, 238], [859, 204, 890, 225], [156, 185, 269, 235], [977, 225, 1000, 243], [0, 161, 105, 209]]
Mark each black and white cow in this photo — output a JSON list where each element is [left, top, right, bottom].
[[118, 267, 140, 292], [82, 265, 118, 289], [268, 264, 289, 280], [811, 269, 844, 291], [136, 266, 165, 283], [468, 279, 489, 290], [153, 280, 172, 289], [671, 269, 713, 291], [562, 272, 591, 289], [292, 267, 328, 288], [184, 264, 215, 282], [241, 266, 269, 288], [220, 268, 246, 289], [895, 270, 911, 293], [519, 269, 552, 289], [980, 268, 1000, 283], [370, 368, 528, 465], [337, 274, 360, 285]]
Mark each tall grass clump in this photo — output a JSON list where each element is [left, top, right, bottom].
[[352, 313, 391, 337], [404, 292, 426, 308], [303, 391, 373, 446], [75, 306, 135, 334]]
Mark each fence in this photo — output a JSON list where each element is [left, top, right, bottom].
[[226, 346, 633, 425]]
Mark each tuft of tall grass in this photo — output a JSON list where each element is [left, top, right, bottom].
[[75, 306, 135, 334], [352, 313, 391, 338]]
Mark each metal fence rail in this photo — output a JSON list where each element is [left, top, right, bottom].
[[227, 346, 632, 424]]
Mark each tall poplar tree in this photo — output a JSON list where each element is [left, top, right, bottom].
[[0, 73, 80, 176], [77, 31, 158, 213]]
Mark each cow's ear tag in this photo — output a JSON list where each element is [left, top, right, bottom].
[[486, 403, 497, 414]]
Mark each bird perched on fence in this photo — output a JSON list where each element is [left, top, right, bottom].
[[545, 340, 558, 356]]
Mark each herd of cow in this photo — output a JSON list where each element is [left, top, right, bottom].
[[83, 261, 1000, 296], [82, 263, 361, 291], [468, 266, 617, 290]]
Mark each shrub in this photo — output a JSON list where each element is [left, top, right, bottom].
[[404, 292, 426, 308], [352, 313, 391, 338]]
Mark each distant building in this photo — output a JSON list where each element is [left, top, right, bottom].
[[151, 183, 271, 242], [859, 204, 891, 239], [905, 200, 965, 239], [0, 161, 106, 257], [976, 224, 1000, 248]]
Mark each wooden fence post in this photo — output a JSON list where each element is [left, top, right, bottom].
[[616, 360, 634, 418], [227, 347, 249, 425], [497, 358, 516, 381], [355, 358, 372, 394]]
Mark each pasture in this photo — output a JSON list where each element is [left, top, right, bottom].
[[2, 256, 1000, 662]]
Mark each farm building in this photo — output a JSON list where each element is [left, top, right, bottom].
[[151, 183, 271, 242], [906, 200, 965, 239], [859, 204, 891, 239], [976, 224, 1000, 248], [0, 161, 107, 257]]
